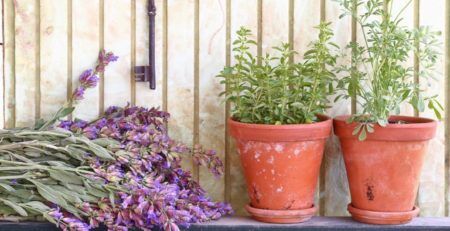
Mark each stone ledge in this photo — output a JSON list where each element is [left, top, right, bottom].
[[187, 216, 450, 231], [0, 216, 450, 231]]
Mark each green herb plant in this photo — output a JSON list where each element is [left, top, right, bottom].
[[218, 22, 338, 125], [336, 0, 442, 140]]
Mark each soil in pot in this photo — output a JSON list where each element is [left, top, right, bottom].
[[334, 115, 437, 225], [228, 115, 332, 223]]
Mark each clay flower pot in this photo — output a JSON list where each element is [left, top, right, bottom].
[[334, 115, 437, 225], [228, 115, 332, 223]]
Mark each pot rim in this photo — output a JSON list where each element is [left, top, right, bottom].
[[228, 114, 331, 128], [333, 115, 437, 141], [228, 114, 332, 142]]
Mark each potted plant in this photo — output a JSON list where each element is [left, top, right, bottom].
[[334, 0, 442, 225], [218, 23, 338, 223]]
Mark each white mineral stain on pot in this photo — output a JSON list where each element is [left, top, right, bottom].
[[254, 151, 261, 162], [271, 169, 275, 175], [276, 186, 283, 193], [294, 148, 301, 156], [267, 155, 274, 164], [243, 142, 251, 153], [274, 144, 284, 153]]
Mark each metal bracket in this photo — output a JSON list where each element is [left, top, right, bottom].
[[135, 0, 156, 89]]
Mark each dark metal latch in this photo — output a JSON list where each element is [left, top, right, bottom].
[[134, 0, 156, 89]]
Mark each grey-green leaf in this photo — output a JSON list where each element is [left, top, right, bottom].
[[28, 179, 68, 207], [21, 201, 51, 212], [0, 198, 28, 216], [49, 170, 83, 185]]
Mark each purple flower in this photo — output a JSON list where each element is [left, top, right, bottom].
[[83, 126, 99, 139], [105, 106, 120, 115], [96, 50, 119, 72], [79, 69, 99, 88], [72, 86, 85, 101], [48, 208, 63, 220], [72, 119, 88, 129], [58, 120, 73, 130]]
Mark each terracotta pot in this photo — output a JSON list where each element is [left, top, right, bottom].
[[228, 115, 332, 223], [334, 115, 437, 225]]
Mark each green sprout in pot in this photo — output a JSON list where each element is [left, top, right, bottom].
[[218, 22, 339, 125], [335, 0, 442, 140]]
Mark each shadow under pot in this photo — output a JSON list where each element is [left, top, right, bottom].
[[333, 115, 437, 225], [228, 115, 332, 224]]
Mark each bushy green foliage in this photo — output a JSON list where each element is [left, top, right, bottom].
[[218, 22, 338, 125], [336, 0, 442, 140]]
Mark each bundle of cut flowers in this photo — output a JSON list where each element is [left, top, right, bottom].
[[0, 50, 232, 231]]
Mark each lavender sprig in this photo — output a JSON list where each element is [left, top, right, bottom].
[[36, 50, 118, 131], [71, 50, 118, 104]]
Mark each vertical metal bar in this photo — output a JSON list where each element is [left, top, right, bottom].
[[149, 0, 156, 89], [99, 0, 105, 115], [67, 0, 73, 119], [413, 0, 420, 117], [445, 0, 450, 217], [351, 0, 357, 114], [35, 0, 41, 121], [4, 0, 14, 128], [1, 0, 4, 127], [131, 0, 136, 105], [162, 0, 168, 112], [288, 0, 294, 62], [257, 0, 262, 64], [224, 0, 231, 204], [193, 0, 200, 182], [318, 0, 326, 216]]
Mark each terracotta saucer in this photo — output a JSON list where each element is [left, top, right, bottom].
[[245, 204, 317, 224], [347, 204, 420, 225]]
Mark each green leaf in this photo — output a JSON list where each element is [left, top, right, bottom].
[[49, 170, 83, 185], [43, 212, 58, 225], [433, 108, 442, 120], [34, 119, 46, 130], [417, 95, 425, 112], [0, 198, 28, 216], [51, 185, 82, 204], [358, 127, 367, 141], [92, 138, 120, 147], [56, 107, 75, 118], [352, 124, 363, 136], [366, 124, 374, 133], [377, 119, 388, 127], [21, 201, 51, 212], [109, 190, 116, 208], [0, 183, 15, 192], [74, 136, 114, 160], [28, 179, 68, 208]]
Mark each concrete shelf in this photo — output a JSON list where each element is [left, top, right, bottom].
[[1, 216, 450, 231]]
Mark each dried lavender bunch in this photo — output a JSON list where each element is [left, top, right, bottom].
[[0, 128, 231, 231], [58, 105, 231, 230]]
